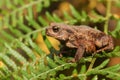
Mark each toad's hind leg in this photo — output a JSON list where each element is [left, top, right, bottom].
[[74, 46, 85, 62], [96, 37, 114, 53], [96, 44, 114, 53]]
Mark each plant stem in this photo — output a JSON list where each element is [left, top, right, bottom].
[[87, 57, 96, 71], [104, 0, 112, 34]]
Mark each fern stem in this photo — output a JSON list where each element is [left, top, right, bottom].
[[87, 57, 96, 71], [104, 0, 112, 34], [23, 27, 46, 37], [30, 63, 74, 80]]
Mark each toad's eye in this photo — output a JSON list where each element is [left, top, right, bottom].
[[52, 26, 60, 32]]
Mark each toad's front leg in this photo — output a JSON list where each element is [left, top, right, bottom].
[[73, 45, 85, 62]]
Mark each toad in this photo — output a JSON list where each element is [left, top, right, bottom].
[[46, 23, 114, 62]]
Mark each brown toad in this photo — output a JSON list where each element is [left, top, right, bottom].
[[46, 23, 114, 62]]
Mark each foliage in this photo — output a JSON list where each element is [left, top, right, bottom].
[[0, 0, 120, 80], [111, 20, 120, 38]]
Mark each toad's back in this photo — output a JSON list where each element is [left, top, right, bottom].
[[71, 25, 105, 42]]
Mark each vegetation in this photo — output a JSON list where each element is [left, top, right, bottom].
[[0, 0, 120, 80]]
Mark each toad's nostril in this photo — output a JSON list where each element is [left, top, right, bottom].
[[46, 28, 51, 36], [46, 28, 50, 32], [46, 28, 48, 32], [46, 28, 49, 34]]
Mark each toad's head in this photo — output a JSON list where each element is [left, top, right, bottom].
[[46, 23, 74, 41]]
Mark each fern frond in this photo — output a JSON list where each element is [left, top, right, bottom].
[[0, 0, 55, 51], [0, 1, 120, 80], [111, 19, 120, 38]]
